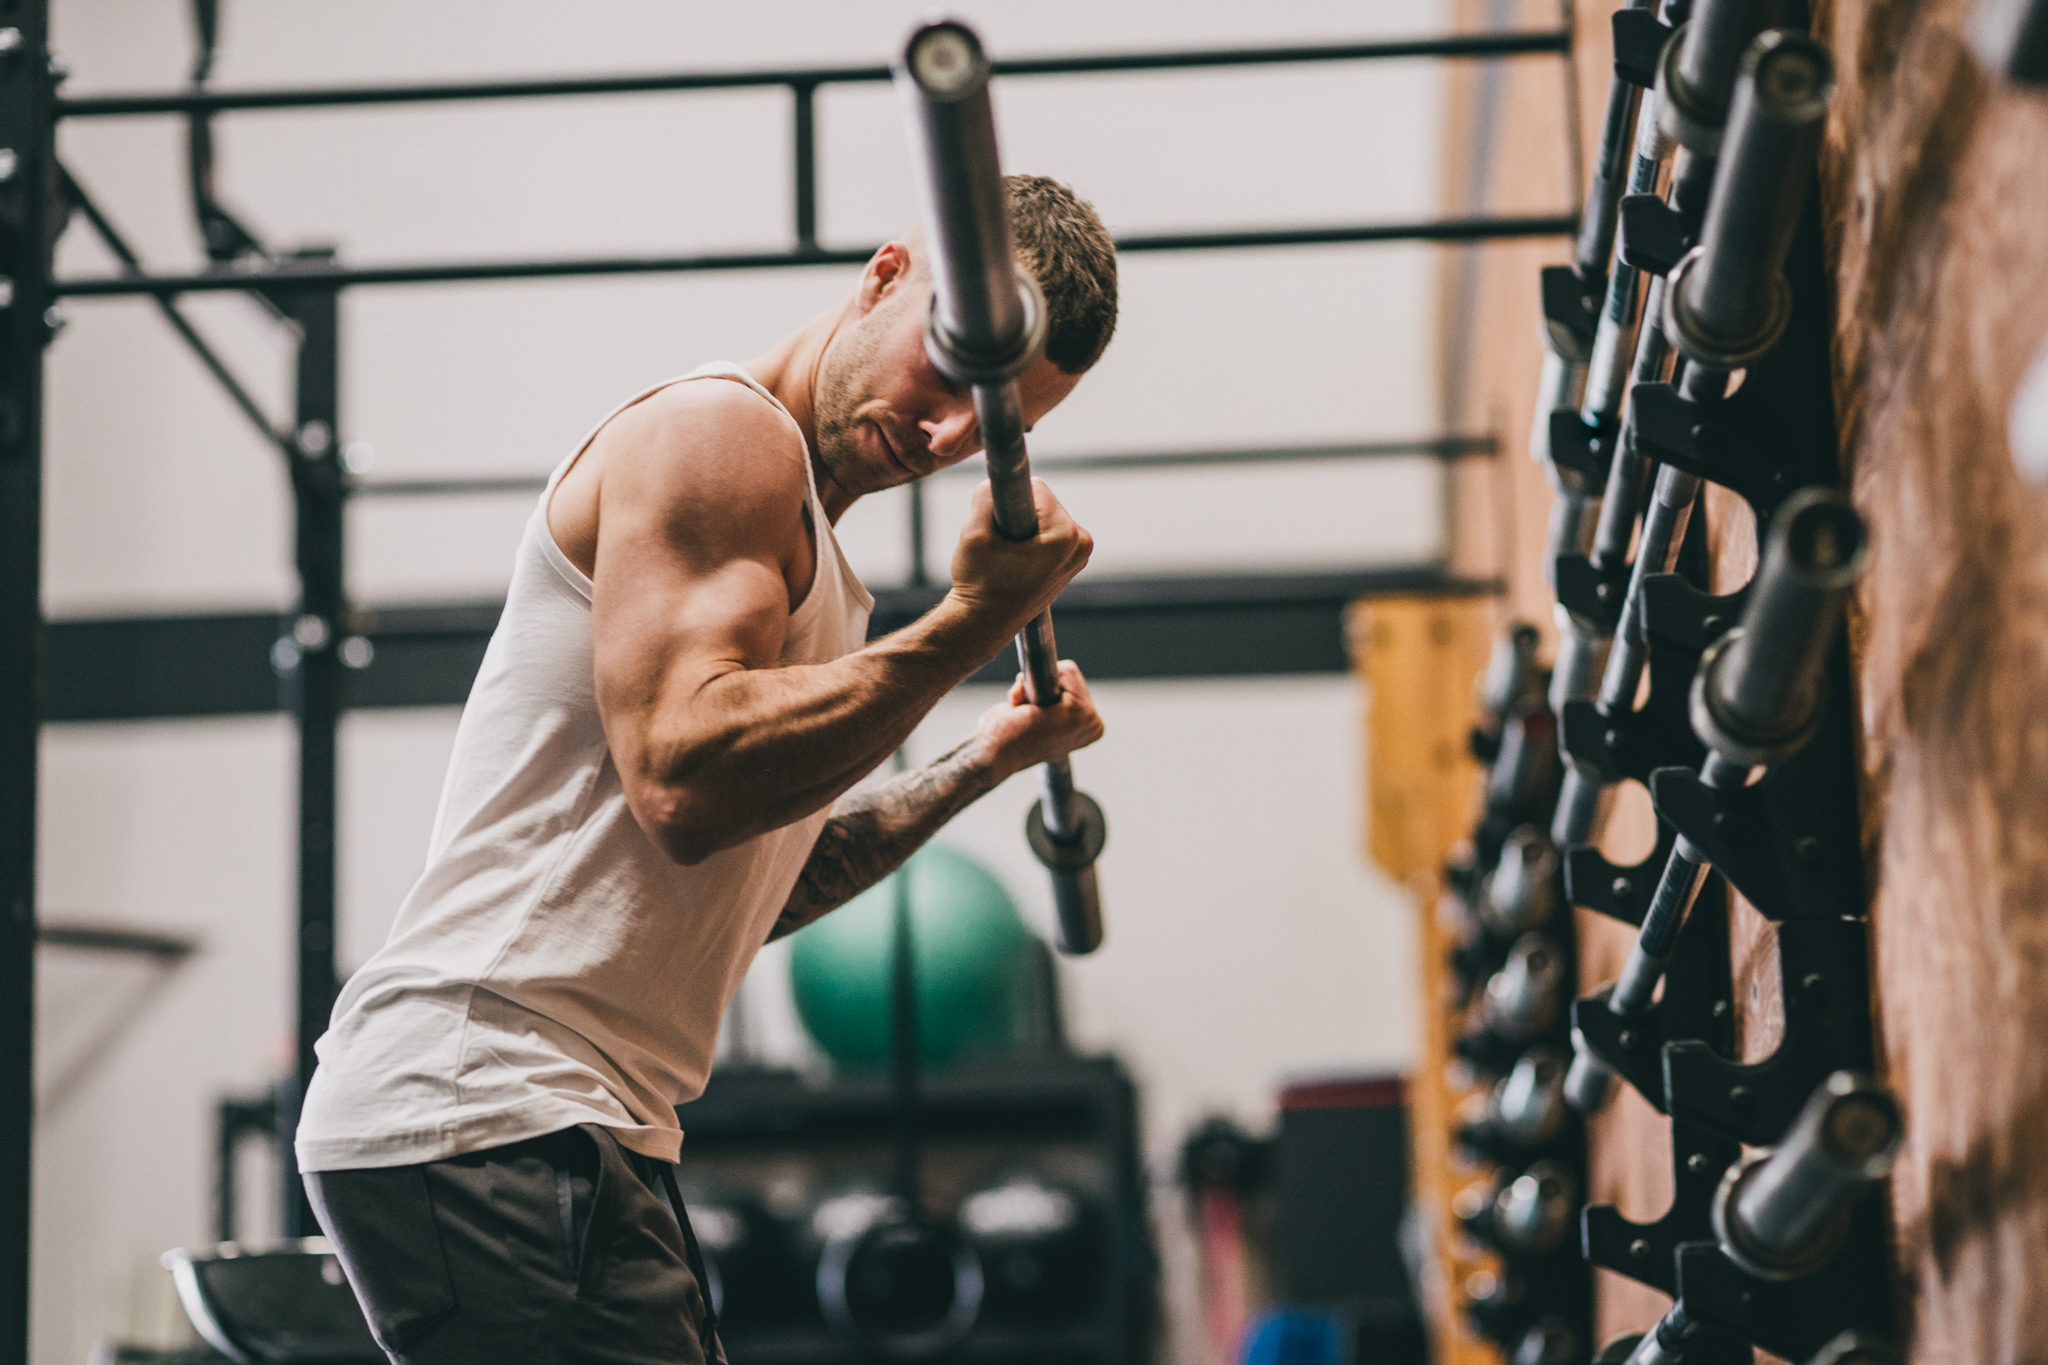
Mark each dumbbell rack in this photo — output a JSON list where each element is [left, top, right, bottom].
[[1435, 634, 1595, 1361]]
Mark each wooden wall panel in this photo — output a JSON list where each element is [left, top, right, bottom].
[[1815, 2, 2048, 1355]]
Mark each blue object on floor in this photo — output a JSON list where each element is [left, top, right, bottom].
[[1240, 1308, 1350, 1365]]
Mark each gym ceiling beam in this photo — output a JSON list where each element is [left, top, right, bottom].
[[53, 29, 1570, 119]]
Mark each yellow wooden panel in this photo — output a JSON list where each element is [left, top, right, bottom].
[[1349, 596, 1499, 1365]]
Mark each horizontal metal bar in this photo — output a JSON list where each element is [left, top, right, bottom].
[[349, 475, 550, 498], [951, 434, 1500, 475], [44, 567, 1501, 722], [55, 30, 1571, 119], [53, 216, 1575, 298], [1111, 214, 1576, 253], [37, 922, 199, 959], [346, 435, 1500, 500], [53, 244, 874, 296]]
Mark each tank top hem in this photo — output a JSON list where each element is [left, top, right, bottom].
[[296, 1098, 680, 1173]]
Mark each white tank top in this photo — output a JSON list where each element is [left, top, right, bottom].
[[297, 364, 873, 1171]]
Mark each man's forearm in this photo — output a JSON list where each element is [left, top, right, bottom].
[[767, 737, 1002, 941], [632, 595, 1015, 862]]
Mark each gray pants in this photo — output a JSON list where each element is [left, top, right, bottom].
[[307, 1124, 724, 1365]]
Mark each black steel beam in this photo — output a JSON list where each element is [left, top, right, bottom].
[[43, 569, 1499, 724], [276, 273, 343, 1237], [50, 214, 1576, 298], [53, 29, 1571, 119], [0, 5, 54, 1361], [37, 923, 199, 959], [345, 435, 1500, 500]]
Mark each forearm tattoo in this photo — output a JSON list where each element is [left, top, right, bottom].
[[767, 738, 999, 941]]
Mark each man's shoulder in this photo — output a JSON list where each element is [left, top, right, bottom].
[[597, 374, 809, 512]]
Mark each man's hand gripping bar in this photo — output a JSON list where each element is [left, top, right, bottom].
[[895, 18, 1107, 954]]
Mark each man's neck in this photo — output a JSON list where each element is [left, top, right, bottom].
[[744, 304, 857, 522]]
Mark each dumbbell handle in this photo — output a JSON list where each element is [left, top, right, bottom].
[[897, 20, 1104, 953]]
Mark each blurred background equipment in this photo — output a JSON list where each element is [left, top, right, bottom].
[[672, 1056, 1151, 1363], [669, 841, 1153, 1363], [160, 1240, 377, 1364], [788, 846, 1054, 1072]]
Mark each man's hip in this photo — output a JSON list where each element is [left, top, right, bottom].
[[306, 1123, 723, 1365]]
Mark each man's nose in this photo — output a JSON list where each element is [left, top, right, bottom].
[[920, 403, 980, 462]]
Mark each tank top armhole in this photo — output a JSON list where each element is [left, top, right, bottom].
[[679, 365, 839, 626]]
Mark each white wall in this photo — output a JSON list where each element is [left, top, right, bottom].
[[33, 3, 1452, 1362]]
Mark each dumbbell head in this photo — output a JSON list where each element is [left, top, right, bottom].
[[1493, 1160, 1579, 1254], [1513, 1319, 1583, 1365], [1485, 827, 1561, 934], [1496, 1046, 1571, 1147], [1564, 1028, 1617, 1115], [1479, 622, 1546, 721], [1484, 934, 1568, 1042]]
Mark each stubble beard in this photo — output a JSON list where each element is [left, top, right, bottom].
[[812, 288, 916, 499]]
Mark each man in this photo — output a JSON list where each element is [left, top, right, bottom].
[[295, 175, 1117, 1365]]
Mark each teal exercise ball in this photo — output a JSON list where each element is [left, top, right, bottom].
[[788, 845, 1037, 1071]]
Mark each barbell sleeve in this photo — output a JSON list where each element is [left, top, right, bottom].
[[1712, 1072, 1903, 1280], [1668, 31, 1834, 373], [898, 22, 1027, 371], [1693, 487, 1868, 765], [1550, 767, 1606, 848], [896, 19, 1105, 954], [1661, 0, 1771, 156]]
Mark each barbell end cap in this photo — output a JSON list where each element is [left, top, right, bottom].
[[897, 20, 989, 102], [921, 266, 1048, 388]]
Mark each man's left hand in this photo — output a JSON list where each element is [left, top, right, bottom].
[[972, 659, 1105, 781]]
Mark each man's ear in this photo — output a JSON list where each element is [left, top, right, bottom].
[[853, 240, 916, 316]]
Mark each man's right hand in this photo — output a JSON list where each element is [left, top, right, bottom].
[[946, 478, 1094, 639]]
